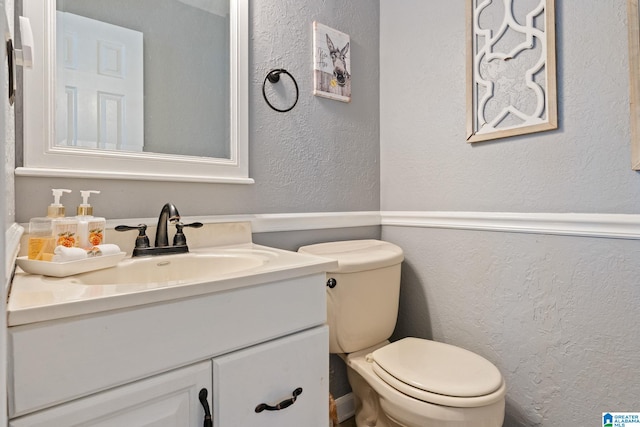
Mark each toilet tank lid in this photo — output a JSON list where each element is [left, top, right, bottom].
[[298, 240, 404, 273]]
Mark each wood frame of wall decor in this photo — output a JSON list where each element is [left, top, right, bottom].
[[466, 0, 558, 143], [628, 0, 640, 170]]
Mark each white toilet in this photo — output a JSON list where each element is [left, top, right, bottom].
[[298, 240, 506, 427]]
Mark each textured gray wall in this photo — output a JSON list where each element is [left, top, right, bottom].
[[15, 0, 380, 222], [381, 0, 640, 425], [380, 1, 640, 213]]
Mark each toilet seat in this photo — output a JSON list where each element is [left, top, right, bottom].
[[371, 338, 506, 408]]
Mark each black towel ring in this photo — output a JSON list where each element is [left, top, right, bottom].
[[262, 69, 299, 113]]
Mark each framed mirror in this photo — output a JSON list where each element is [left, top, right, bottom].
[[17, 0, 251, 183]]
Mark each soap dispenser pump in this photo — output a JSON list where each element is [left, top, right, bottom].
[[47, 188, 71, 217], [76, 190, 106, 249]]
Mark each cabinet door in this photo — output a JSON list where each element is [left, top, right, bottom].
[[10, 361, 212, 427], [214, 326, 329, 427]]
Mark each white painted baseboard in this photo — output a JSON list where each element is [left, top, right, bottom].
[[335, 392, 355, 423]]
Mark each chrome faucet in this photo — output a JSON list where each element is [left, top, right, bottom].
[[116, 202, 203, 257], [155, 202, 181, 247]]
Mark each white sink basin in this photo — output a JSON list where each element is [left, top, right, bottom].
[[68, 249, 271, 286]]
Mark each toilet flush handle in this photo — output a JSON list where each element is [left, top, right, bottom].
[[327, 278, 337, 288]]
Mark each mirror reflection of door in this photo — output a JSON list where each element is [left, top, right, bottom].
[[56, 12, 144, 152]]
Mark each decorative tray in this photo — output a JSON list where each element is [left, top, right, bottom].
[[15, 252, 127, 278]]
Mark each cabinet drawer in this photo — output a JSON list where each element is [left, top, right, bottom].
[[10, 361, 212, 427], [213, 326, 329, 427]]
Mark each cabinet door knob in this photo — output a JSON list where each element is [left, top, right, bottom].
[[199, 388, 212, 427], [255, 387, 303, 413]]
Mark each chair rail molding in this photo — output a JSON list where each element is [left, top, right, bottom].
[[381, 211, 640, 240]]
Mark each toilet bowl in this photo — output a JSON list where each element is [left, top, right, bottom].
[[345, 340, 505, 427], [298, 240, 506, 427]]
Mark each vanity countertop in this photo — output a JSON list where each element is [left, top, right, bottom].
[[8, 241, 337, 327]]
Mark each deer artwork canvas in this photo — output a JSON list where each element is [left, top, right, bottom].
[[313, 21, 351, 102]]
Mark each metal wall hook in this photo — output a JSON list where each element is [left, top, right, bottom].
[[266, 69, 284, 83], [262, 68, 299, 113]]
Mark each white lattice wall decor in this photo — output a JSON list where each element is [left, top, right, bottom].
[[628, 0, 640, 170], [466, 0, 557, 143]]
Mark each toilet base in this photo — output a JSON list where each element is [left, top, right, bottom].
[[348, 364, 398, 427], [345, 348, 505, 427]]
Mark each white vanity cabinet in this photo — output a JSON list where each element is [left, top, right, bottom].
[[9, 327, 329, 427], [8, 272, 330, 427]]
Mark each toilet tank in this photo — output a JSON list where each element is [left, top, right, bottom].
[[298, 240, 404, 354]]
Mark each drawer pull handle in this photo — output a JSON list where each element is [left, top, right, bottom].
[[199, 388, 213, 427], [255, 387, 303, 413]]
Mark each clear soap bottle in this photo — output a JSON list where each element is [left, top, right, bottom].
[[76, 190, 106, 249], [28, 188, 71, 260]]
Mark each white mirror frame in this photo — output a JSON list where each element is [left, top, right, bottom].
[[16, 0, 252, 184]]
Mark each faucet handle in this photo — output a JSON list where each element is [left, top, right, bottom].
[[115, 224, 150, 249], [181, 222, 204, 229], [173, 222, 203, 246]]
